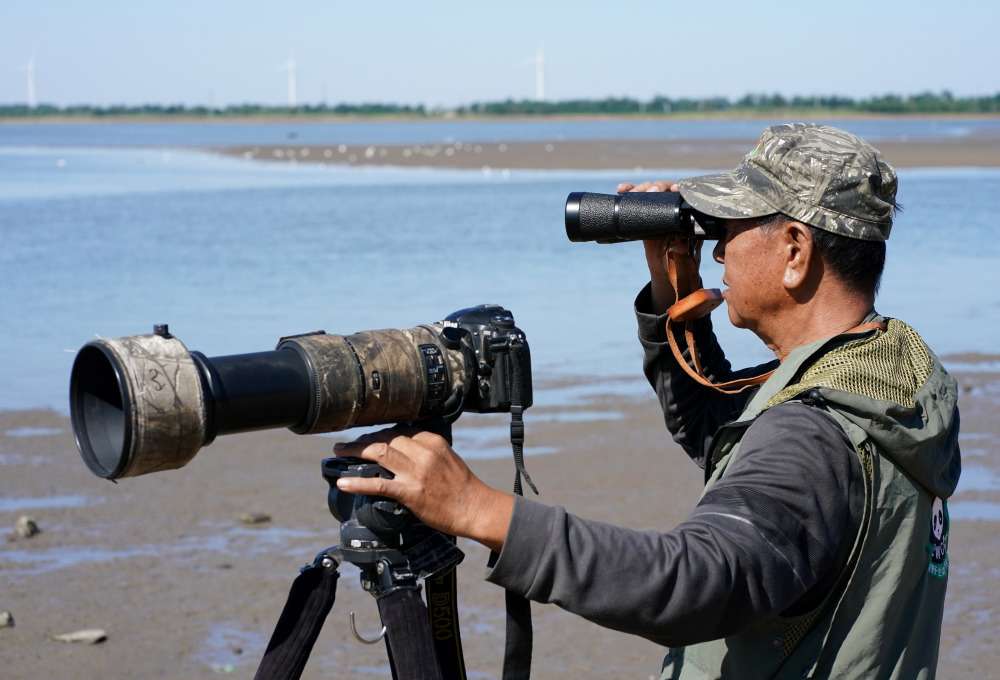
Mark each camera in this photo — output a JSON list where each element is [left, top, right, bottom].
[[564, 191, 723, 243], [69, 304, 531, 481]]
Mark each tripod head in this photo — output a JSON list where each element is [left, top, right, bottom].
[[321, 455, 465, 595]]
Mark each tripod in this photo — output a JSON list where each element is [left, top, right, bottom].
[[253, 421, 534, 680]]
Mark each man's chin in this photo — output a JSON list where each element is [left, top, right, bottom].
[[726, 307, 746, 329]]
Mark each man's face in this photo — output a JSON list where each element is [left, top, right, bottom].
[[711, 218, 786, 333]]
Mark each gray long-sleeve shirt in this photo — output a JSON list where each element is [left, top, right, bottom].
[[484, 285, 864, 648]]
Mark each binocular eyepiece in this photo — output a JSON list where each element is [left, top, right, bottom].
[[564, 191, 723, 244]]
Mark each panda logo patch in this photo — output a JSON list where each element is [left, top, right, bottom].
[[927, 498, 950, 579]]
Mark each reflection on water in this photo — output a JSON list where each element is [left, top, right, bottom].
[[452, 423, 560, 460], [0, 494, 90, 512], [0, 522, 328, 576], [3, 426, 64, 437], [193, 623, 266, 674], [2, 545, 156, 574]]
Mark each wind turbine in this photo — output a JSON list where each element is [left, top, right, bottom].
[[528, 47, 545, 101], [17, 54, 36, 108], [271, 53, 297, 107]]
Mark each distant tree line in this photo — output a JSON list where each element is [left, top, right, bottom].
[[0, 102, 427, 118], [458, 91, 1000, 115], [2, 91, 999, 118]]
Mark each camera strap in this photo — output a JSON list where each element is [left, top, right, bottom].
[[663, 250, 887, 394], [664, 249, 774, 394], [508, 341, 537, 496], [378, 586, 449, 680], [497, 339, 535, 680], [424, 548, 467, 680]]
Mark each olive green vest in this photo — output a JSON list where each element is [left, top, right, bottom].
[[661, 318, 958, 680]]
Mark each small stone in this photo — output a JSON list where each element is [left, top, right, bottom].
[[14, 515, 40, 539], [0, 611, 14, 628], [52, 628, 107, 644], [239, 512, 271, 525]]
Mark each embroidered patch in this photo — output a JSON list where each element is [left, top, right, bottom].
[[927, 498, 950, 579]]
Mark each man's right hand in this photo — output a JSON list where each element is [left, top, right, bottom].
[[617, 180, 703, 315]]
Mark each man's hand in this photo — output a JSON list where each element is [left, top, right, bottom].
[[617, 180, 703, 314], [333, 427, 513, 553]]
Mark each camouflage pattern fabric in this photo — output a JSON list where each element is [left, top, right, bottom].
[[678, 123, 897, 241]]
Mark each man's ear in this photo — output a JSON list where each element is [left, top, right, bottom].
[[781, 221, 816, 290]]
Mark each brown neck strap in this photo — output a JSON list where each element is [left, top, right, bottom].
[[663, 250, 887, 395]]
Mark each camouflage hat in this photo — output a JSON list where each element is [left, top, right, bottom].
[[678, 123, 897, 241]]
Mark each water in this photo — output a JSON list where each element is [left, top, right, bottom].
[[2, 121, 1000, 415], [0, 519, 328, 576], [3, 117, 1000, 149], [0, 494, 89, 512]]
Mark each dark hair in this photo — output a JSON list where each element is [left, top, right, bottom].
[[807, 225, 886, 296], [756, 214, 887, 297]]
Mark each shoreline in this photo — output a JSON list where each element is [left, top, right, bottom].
[[214, 135, 1000, 170]]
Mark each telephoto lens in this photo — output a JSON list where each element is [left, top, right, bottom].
[[69, 323, 470, 480], [69, 305, 530, 481]]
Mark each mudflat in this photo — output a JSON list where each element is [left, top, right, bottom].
[[215, 132, 1000, 171], [2, 362, 998, 679]]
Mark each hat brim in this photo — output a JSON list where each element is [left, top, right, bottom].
[[678, 171, 778, 220]]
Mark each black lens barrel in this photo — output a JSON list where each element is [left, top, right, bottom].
[[193, 349, 314, 439]]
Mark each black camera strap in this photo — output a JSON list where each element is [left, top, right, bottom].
[[378, 586, 447, 680], [424, 546, 467, 679], [508, 342, 537, 496], [498, 342, 534, 680]]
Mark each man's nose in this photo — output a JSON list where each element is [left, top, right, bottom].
[[712, 240, 725, 264]]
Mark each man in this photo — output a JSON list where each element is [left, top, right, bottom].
[[334, 123, 961, 678]]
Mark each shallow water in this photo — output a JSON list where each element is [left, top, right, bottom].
[[4, 117, 999, 148], [0, 518, 330, 576], [2, 124, 1000, 415]]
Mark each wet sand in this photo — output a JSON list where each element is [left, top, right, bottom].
[[214, 133, 1000, 171], [2, 363, 999, 679]]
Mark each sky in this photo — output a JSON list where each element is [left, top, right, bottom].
[[2, 0, 998, 109]]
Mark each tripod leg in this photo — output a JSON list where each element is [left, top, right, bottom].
[[377, 587, 446, 680], [254, 556, 339, 680]]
